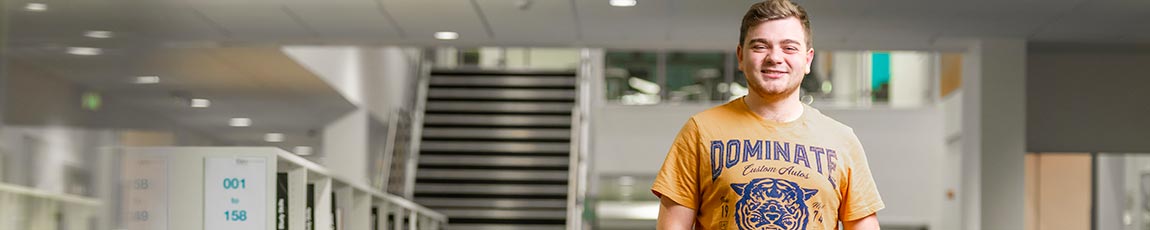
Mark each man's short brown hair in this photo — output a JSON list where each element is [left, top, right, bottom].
[[739, 0, 812, 48]]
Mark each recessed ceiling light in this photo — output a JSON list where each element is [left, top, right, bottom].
[[294, 146, 313, 156], [84, 30, 113, 39], [24, 3, 47, 12], [134, 76, 160, 84], [609, 0, 637, 7], [190, 98, 210, 108], [229, 118, 251, 127], [67, 47, 101, 56], [265, 133, 284, 143], [434, 31, 459, 40]]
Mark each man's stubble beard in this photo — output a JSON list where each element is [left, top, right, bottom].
[[748, 74, 803, 101]]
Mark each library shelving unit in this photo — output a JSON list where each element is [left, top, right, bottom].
[[0, 182, 101, 230], [119, 146, 446, 230]]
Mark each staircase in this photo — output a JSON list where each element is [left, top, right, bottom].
[[414, 69, 576, 230]]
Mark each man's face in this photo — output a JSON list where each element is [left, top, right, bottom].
[[737, 17, 813, 98]]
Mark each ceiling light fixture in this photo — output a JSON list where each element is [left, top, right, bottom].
[[265, 133, 284, 143], [24, 3, 47, 12], [190, 98, 210, 108], [294, 146, 313, 156], [67, 47, 102, 56], [134, 76, 160, 84], [609, 0, 637, 7], [229, 118, 251, 127], [434, 31, 459, 40], [84, 30, 113, 39]]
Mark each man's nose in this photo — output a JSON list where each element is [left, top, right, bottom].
[[765, 49, 784, 65]]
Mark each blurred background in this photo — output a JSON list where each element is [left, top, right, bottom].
[[1, 0, 1149, 229]]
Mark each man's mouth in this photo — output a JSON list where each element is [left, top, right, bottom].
[[761, 70, 789, 79]]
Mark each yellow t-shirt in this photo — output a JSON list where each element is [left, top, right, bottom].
[[651, 97, 884, 230]]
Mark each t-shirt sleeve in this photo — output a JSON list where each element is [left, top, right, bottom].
[[650, 118, 702, 210], [838, 133, 885, 221]]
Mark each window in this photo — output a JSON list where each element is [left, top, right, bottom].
[[605, 51, 659, 104]]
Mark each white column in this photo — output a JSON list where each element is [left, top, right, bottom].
[[830, 51, 862, 106], [889, 51, 932, 107], [961, 39, 1027, 230], [322, 109, 369, 183]]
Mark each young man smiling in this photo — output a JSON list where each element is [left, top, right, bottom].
[[651, 0, 884, 229]]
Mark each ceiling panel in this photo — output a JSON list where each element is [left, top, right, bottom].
[[379, 0, 489, 42], [474, 0, 577, 43], [195, 4, 315, 41], [6, 1, 140, 43], [142, 7, 230, 41], [144, 48, 263, 93], [665, 0, 744, 45], [576, 0, 670, 44], [285, 3, 402, 41]]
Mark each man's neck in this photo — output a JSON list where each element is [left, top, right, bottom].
[[743, 90, 804, 123]]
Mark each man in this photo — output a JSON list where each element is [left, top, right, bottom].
[[651, 0, 884, 229]]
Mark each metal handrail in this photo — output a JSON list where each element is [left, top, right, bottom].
[[567, 48, 595, 230], [275, 148, 447, 223], [403, 50, 433, 200]]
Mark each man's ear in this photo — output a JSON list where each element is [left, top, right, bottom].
[[804, 48, 814, 74], [736, 45, 745, 72]]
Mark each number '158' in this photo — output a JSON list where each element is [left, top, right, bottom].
[[225, 210, 248, 221]]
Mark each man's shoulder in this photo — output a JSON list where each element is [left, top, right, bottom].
[[689, 100, 747, 124], [803, 105, 858, 137]]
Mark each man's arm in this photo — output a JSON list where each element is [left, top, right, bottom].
[[656, 196, 695, 230], [843, 213, 880, 230]]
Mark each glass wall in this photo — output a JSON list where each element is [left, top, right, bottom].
[[605, 51, 661, 104], [1096, 153, 1150, 230], [432, 47, 582, 70], [1024, 152, 1150, 230], [604, 49, 956, 108]]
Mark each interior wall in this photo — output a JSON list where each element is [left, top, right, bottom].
[[361, 47, 421, 122], [821, 107, 945, 229], [964, 38, 1027, 230], [940, 92, 963, 230], [282, 46, 364, 106], [591, 105, 711, 176], [1027, 44, 1150, 153], [285, 46, 422, 187], [321, 109, 369, 184]]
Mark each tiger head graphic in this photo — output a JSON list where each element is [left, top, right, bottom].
[[730, 177, 818, 230]]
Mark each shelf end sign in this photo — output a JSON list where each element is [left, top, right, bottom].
[[205, 157, 268, 230]]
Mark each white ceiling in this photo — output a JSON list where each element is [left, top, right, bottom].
[[3, 0, 1149, 153], [7, 0, 1150, 50]]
